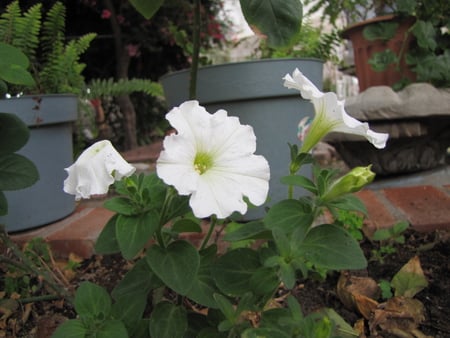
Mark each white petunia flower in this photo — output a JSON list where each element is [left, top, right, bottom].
[[283, 68, 389, 153], [156, 100, 270, 219], [63, 140, 136, 200]]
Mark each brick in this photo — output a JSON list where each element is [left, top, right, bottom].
[[356, 189, 399, 237], [383, 185, 450, 232], [47, 207, 114, 258]]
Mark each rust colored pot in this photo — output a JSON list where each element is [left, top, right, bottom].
[[343, 15, 416, 91]]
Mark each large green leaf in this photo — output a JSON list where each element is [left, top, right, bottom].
[[111, 294, 147, 332], [51, 319, 87, 338], [264, 199, 314, 234], [149, 302, 187, 338], [186, 248, 220, 308], [211, 248, 261, 296], [412, 20, 437, 51], [0, 42, 35, 86], [95, 214, 120, 254], [74, 282, 112, 319], [146, 240, 200, 295], [0, 113, 30, 155], [240, 0, 302, 48], [116, 210, 159, 259], [0, 154, 39, 191], [298, 224, 367, 270], [112, 258, 162, 300], [0, 64, 35, 86], [96, 320, 128, 338]]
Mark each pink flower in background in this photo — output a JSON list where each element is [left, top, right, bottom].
[[101, 9, 111, 19]]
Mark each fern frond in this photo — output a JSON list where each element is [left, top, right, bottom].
[[39, 33, 96, 94], [41, 1, 65, 61], [0, 1, 21, 43], [14, 4, 42, 61], [85, 78, 163, 99]]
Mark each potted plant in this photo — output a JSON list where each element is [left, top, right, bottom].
[[307, 0, 450, 91], [0, 1, 97, 232]]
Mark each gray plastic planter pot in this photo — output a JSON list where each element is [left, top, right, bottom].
[[160, 58, 323, 219], [0, 94, 77, 232]]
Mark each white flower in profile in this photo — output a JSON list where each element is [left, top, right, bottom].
[[64, 140, 136, 200], [283, 68, 389, 153], [156, 100, 270, 219]]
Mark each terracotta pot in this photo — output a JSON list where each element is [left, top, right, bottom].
[[343, 15, 416, 91]]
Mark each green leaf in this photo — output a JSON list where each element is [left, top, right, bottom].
[[0, 42, 35, 86], [74, 282, 112, 319], [223, 221, 271, 242], [242, 328, 291, 338], [363, 22, 399, 41], [111, 295, 147, 332], [186, 251, 220, 308], [280, 175, 317, 194], [0, 64, 35, 86], [96, 319, 128, 338], [129, 0, 165, 19], [327, 194, 367, 215], [299, 224, 367, 270], [146, 240, 200, 295], [213, 293, 236, 323], [240, 0, 303, 48], [0, 113, 30, 155], [0, 154, 39, 191], [249, 267, 279, 296], [112, 259, 162, 300], [279, 261, 296, 289], [412, 20, 437, 51], [95, 214, 120, 254], [104, 197, 138, 215], [264, 199, 314, 234], [116, 211, 159, 260], [211, 248, 261, 296], [51, 319, 87, 338], [369, 50, 398, 72], [171, 218, 202, 233], [149, 302, 187, 338]]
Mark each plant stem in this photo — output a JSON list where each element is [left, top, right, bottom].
[[200, 215, 217, 250], [189, 0, 201, 99], [18, 294, 61, 304]]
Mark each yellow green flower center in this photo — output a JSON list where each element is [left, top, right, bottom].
[[194, 152, 214, 174]]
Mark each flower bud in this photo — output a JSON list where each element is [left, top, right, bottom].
[[322, 165, 375, 201]]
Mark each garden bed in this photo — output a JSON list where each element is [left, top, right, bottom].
[[1, 227, 449, 337]]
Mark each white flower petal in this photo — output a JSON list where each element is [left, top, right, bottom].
[[63, 140, 135, 200], [284, 69, 389, 149], [156, 100, 270, 218], [283, 68, 323, 100]]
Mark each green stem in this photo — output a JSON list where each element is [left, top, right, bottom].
[[200, 215, 217, 250], [189, 0, 201, 99], [18, 294, 61, 304]]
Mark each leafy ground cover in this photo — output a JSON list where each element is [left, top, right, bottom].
[[1, 227, 448, 338]]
